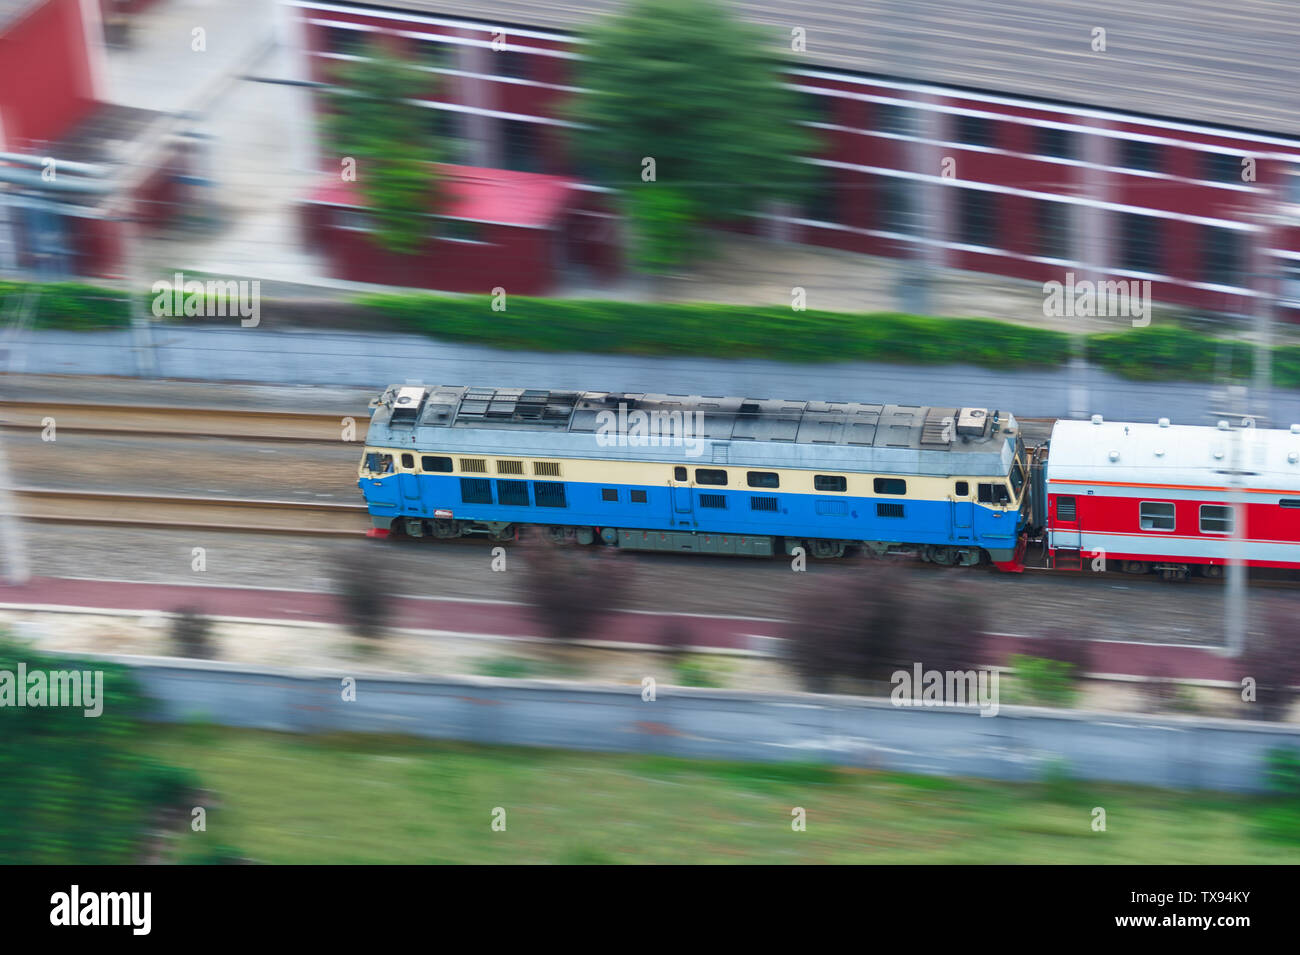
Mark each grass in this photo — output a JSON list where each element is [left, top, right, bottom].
[[147, 726, 1300, 864]]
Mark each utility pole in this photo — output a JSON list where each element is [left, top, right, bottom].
[[1223, 419, 1247, 657]]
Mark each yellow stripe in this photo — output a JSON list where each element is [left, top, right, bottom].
[[361, 448, 1019, 503]]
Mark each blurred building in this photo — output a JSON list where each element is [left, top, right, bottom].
[[286, 0, 1300, 316], [0, 0, 193, 279]]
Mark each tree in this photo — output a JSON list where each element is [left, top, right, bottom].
[[328, 40, 441, 255], [568, 0, 817, 273], [1239, 600, 1300, 721], [516, 537, 634, 650]]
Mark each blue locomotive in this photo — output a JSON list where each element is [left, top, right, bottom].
[[357, 385, 1032, 570]]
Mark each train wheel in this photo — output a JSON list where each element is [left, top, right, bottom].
[[489, 524, 516, 542], [809, 539, 846, 559], [1199, 564, 1224, 579], [545, 525, 569, 543], [1121, 560, 1150, 575]]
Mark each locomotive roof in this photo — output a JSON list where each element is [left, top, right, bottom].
[[1048, 418, 1300, 490], [366, 384, 1020, 475]]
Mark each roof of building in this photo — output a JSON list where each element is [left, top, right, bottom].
[[309, 164, 576, 227], [369, 0, 1300, 139], [366, 384, 1021, 475], [1047, 418, 1300, 491]]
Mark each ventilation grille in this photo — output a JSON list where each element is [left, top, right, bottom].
[[460, 458, 487, 473], [496, 460, 525, 475], [750, 496, 779, 512], [533, 461, 561, 477]]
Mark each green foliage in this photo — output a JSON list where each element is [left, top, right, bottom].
[[475, 656, 541, 679], [673, 655, 727, 688], [1088, 324, 1255, 383], [1040, 758, 1079, 804], [1265, 746, 1300, 799], [1255, 748, 1300, 845], [1007, 653, 1080, 708], [625, 185, 701, 274], [0, 280, 131, 329], [327, 39, 441, 255], [0, 634, 196, 863], [568, 0, 817, 271]]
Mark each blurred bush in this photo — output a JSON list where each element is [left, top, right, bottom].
[[1006, 654, 1081, 708]]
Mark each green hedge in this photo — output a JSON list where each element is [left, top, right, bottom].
[[0, 281, 131, 329]]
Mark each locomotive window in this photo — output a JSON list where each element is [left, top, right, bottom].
[[750, 496, 779, 512], [630, 489, 648, 503], [699, 494, 727, 509], [873, 478, 907, 495], [1056, 496, 1077, 521], [421, 455, 453, 472], [978, 483, 1010, 505], [1010, 462, 1025, 496], [601, 488, 619, 502], [814, 475, 847, 492], [747, 471, 780, 489], [365, 453, 393, 474], [696, 469, 728, 486], [1200, 504, 1233, 535], [876, 502, 905, 519], [401, 453, 415, 469], [497, 480, 530, 506], [674, 467, 687, 481], [460, 478, 493, 504], [533, 482, 567, 508], [955, 481, 969, 496], [1139, 501, 1175, 531]]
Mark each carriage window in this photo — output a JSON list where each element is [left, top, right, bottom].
[[534, 482, 567, 508], [1140, 501, 1175, 531], [814, 474, 847, 492], [601, 488, 619, 502], [1200, 504, 1233, 534], [979, 483, 1011, 505], [630, 489, 648, 503], [696, 469, 728, 486], [1281, 499, 1300, 508], [955, 481, 969, 496], [460, 478, 492, 504], [1056, 496, 1076, 521], [497, 480, 530, 506], [873, 478, 907, 495], [747, 471, 780, 488], [421, 455, 453, 472], [674, 467, 687, 481], [401, 453, 415, 469]]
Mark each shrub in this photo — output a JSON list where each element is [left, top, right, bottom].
[[170, 608, 216, 659], [1007, 654, 1080, 708]]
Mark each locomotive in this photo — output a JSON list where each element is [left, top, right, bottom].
[[356, 384, 1300, 577]]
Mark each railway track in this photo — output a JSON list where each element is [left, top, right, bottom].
[[9, 488, 370, 536], [0, 400, 366, 444]]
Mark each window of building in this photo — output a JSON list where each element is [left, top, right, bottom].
[[1202, 152, 1244, 184], [747, 471, 780, 489], [880, 176, 915, 234], [421, 455, 453, 472], [497, 479, 530, 506], [1056, 496, 1076, 521], [1036, 200, 1071, 260], [1119, 213, 1162, 274], [673, 467, 687, 481], [460, 477, 492, 504], [955, 481, 969, 496], [503, 120, 540, 172], [955, 114, 994, 147], [815, 474, 847, 492], [696, 469, 728, 486], [497, 50, 531, 79], [805, 163, 837, 223], [978, 483, 1011, 505], [533, 482, 567, 508], [1139, 501, 1175, 531], [877, 502, 905, 518], [1035, 126, 1074, 159], [601, 488, 619, 502], [1120, 139, 1161, 173], [438, 218, 485, 243], [750, 496, 779, 512], [1201, 226, 1243, 287], [956, 188, 997, 247], [432, 109, 465, 164], [422, 40, 454, 69], [326, 27, 365, 56], [876, 102, 915, 136], [459, 458, 487, 473], [630, 489, 648, 503], [873, 477, 907, 495], [699, 494, 727, 509], [1200, 504, 1233, 534]]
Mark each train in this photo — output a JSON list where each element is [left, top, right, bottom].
[[356, 384, 1300, 579]]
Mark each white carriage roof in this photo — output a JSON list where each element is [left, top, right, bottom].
[[1047, 418, 1300, 491]]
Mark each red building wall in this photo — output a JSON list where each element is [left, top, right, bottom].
[[0, 0, 97, 149]]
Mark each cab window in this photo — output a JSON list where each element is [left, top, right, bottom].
[[365, 453, 393, 475], [1010, 461, 1025, 496], [978, 482, 1010, 505]]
